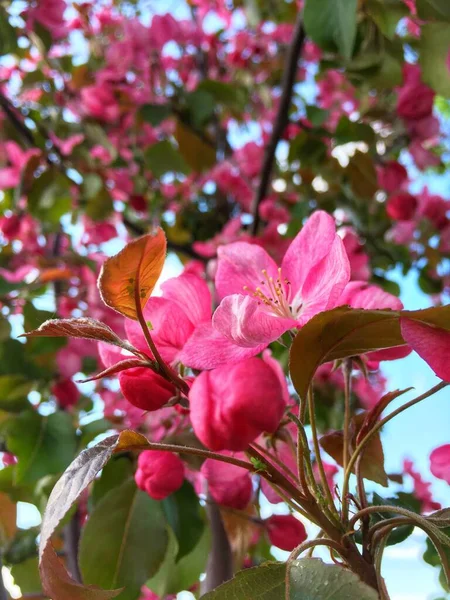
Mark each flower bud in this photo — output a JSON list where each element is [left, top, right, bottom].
[[119, 367, 175, 411], [135, 450, 184, 500], [265, 514, 307, 551], [188, 357, 286, 451], [51, 378, 79, 408], [200, 455, 253, 509]]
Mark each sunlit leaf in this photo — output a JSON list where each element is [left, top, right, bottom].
[[98, 229, 167, 320]]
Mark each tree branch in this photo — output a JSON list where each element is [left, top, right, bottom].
[[201, 496, 233, 594], [0, 90, 35, 147], [250, 14, 306, 235]]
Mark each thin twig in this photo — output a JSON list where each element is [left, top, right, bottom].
[[250, 14, 305, 235], [343, 382, 448, 501]]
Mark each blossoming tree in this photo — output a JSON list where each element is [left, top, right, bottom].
[[0, 0, 450, 599]]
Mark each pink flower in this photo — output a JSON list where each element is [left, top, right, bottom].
[[51, 378, 79, 408], [26, 0, 67, 39], [126, 272, 213, 365], [188, 357, 287, 451], [418, 189, 449, 230], [409, 140, 440, 170], [0, 142, 40, 190], [430, 445, 450, 484], [386, 192, 418, 221], [397, 64, 435, 121], [200, 455, 253, 508], [135, 450, 184, 500], [212, 211, 349, 355], [80, 84, 120, 123], [404, 458, 441, 512], [260, 442, 297, 504], [265, 514, 307, 551], [377, 161, 408, 193], [341, 230, 370, 280], [400, 319, 450, 382], [49, 133, 84, 156], [118, 367, 175, 411]]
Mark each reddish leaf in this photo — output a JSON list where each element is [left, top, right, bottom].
[[320, 413, 388, 486], [22, 317, 128, 348], [76, 359, 152, 383], [356, 388, 413, 443], [289, 307, 403, 400], [98, 228, 166, 320], [289, 304, 450, 401], [39, 431, 150, 600]]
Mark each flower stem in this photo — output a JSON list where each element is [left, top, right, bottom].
[[307, 387, 338, 517], [133, 267, 189, 395]]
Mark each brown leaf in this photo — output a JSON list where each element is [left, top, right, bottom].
[[174, 120, 216, 173], [320, 413, 388, 487], [76, 359, 151, 383], [39, 431, 150, 600], [0, 492, 16, 549], [98, 228, 166, 320], [22, 317, 125, 347]]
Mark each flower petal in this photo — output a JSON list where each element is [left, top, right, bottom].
[[400, 318, 450, 382], [125, 297, 195, 364], [213, 294, 296, 348], [161, 272, 212, 326], [281, 211, 337, 295], [296, 236, 350, 324], [179, 322, 267, 370], [215, 242, 278, 300]]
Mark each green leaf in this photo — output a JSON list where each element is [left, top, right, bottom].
[[335, 117, 375, 145], [79, 479, 169, 600], [165, 525, 210, 595], [145, 526, 179, 597], [162, 480, 204, 560], [289, 558, 379, 599], [5, 411, 77, 484], [80, 418, 113, 447], [197, 80, 248, 112], [145, 141, 190, 178], [201, 562, 286, 599], [146, 524, 210, 596], [28, 168, 72, 224], [139, 104, 171, 126], [346, 151, 378, 198], [91, 456, 134, 507], [304, 0, 358, 59], [424, 527, 450, 567], [366, 0, 409, 39], [0, 7, 17, 55], [305, 106, 329, 127], [420, 23, 450, 98], [416, 0, 450, 21], [186, 89, 216, 128], [4, 527, 39, 565], [0, 375, 33, 412], [10, 557, 42, 595]]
